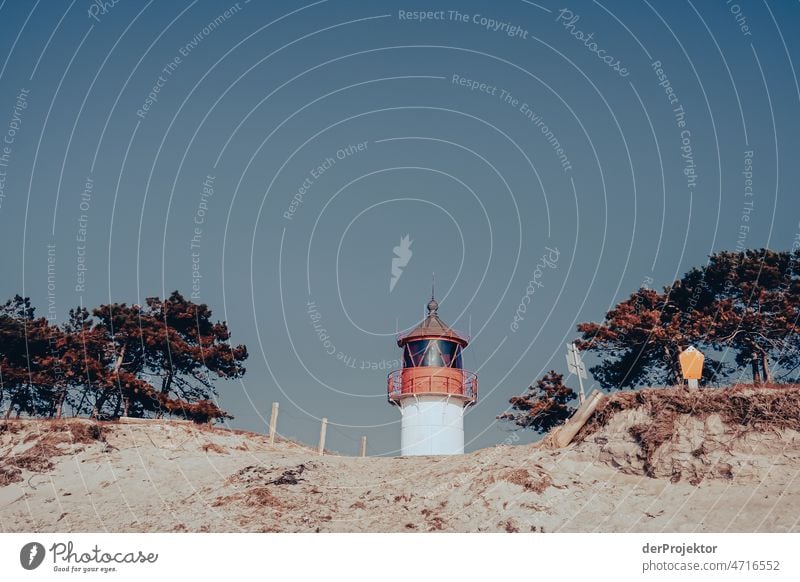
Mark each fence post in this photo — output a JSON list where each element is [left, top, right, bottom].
[[268, 402, 279, 446], [318, 417, 328, 456], [360, 436, 367, 457]]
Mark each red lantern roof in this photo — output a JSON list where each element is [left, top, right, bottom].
[[397, 297, 468, 347]]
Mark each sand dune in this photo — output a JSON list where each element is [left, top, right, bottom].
[[2, 387, 799, 533]]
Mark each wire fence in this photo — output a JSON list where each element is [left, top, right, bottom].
[[271, 405, 374, 457]]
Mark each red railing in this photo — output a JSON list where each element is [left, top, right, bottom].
[[387, 369, 478, 404]]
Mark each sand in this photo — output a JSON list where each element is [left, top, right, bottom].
[[1, 406, 799, 533]]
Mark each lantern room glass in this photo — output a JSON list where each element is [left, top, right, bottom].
[[402, 339, 463, 369]]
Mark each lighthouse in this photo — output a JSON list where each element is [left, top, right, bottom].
[[387, 295, 477, 455]]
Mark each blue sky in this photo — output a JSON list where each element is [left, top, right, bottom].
[[1, 0, 799, 453]]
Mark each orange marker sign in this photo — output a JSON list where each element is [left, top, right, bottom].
[[679, 346, 704, 380]]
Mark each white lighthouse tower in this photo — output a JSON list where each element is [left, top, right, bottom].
[[387, 296, 477, 455]]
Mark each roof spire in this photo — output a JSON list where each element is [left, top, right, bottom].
[[427, 273, 439, 315]]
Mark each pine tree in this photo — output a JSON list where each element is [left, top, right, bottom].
[[498, 371, 577, 433], [0, 296, 42, 418], [576, 249, 799, 388]]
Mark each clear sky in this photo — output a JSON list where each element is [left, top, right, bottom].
[[1, 0, 799, 454]]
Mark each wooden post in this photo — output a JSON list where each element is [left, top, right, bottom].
[[360, 436, 367, 457], [318, 417, 328, 456], [268, 402, 279, 445], [552, 389, 605, 448]]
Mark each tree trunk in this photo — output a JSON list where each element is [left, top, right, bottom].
[[15, 390, 24, 419], [93, 344, 127, 419], [92, 391, 109, 419], [760, 351, 773, 384], [17, 385, 30, 418], [160, 371, 173, 395], [75, 385, 90, 416], [156, 372, 173, 419], [112, 391, 122, 418], [751, 354, 762, 385], [55, 387, 67, 419], [112, 345, 126, 375], [5, 388, 20, 419]]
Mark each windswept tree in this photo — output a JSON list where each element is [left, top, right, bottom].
[[0, 295, 38, 418], [576, 287, 725, 389], [34, 307, 116, 418], [0, 296, 66, 418], [143, 291, 248, 415], [29, 317, 67, 418], [0, 292, 247, 423], [498, 371, 577, 433], [90, 301, 147, 418], [699, 250, 800, 384], [576, 249, 799, 389], [91, 292, 247, 421]]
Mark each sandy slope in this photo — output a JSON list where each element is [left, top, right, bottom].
[[1, 400, 799, 533]]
